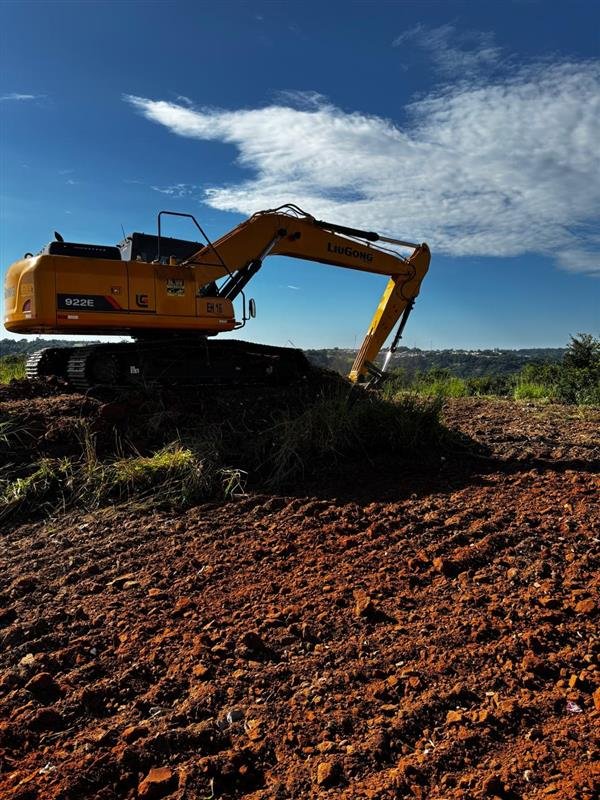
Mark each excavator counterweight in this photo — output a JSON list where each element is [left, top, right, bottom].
[[4, 205, 430, 389]]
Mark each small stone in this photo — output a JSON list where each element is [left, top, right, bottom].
[[574, 598, 596, 615], [28, 707, 63, 731], [108, 573, 136, 588], [483, 775, 505, 796], [593, 687, 600, 711], [446, 710, 464, 724], [25, 672, 60, 696], [122, 724, 148, 743], [174, 596, 193, 614], [433, 557, 458, 577], [538, 595, 560, 608], [316, 760, 340, 787], [521, 652, 543, 673], [138, 766, 177, 799], [354, 589, 375, 618], [245, 718, 264, 741], [241, 630, 265, 651], [192, 664, 211, 680]]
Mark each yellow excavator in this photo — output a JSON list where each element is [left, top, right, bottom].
[[4, 205, 430, 390]]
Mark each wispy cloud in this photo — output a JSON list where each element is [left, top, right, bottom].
[[273, 90, 328, 110], [393, 23, 503, 77], [150, 183, 199, 197], [124, 57, 600, 276], [0, 92, 44, 102], [287, 284, 300, 290]]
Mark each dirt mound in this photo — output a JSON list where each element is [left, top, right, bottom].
[[0, 391, 598, 799]]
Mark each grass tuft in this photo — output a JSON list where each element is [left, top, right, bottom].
[[0, 355, 26, 383]]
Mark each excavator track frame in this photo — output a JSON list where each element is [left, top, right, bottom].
[[27, 340, 311, 393]]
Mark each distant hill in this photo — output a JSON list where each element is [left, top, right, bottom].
[[1, 339, 566, 379], [305, 346, 566, 378], [0, 339, 93, 357]]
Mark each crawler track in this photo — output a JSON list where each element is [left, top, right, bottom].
[[26, 339, 311, 392]]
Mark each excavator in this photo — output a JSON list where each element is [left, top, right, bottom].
[[3, 205, 430, 390]]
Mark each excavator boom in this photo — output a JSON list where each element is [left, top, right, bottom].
[[181, 206, 430, 381]]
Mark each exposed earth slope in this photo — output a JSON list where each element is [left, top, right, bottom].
[[0, 385, 598, 799]]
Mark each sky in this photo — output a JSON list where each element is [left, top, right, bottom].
[[1, 0, 599, 351]]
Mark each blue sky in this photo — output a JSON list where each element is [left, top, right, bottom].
[[1, 0, 598, 350]]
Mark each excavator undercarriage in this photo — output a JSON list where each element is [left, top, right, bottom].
[[25, 339, 310, 392]]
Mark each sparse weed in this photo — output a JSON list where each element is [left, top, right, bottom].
[[513, 380, 553, 401], [0, 355, 26, 383]]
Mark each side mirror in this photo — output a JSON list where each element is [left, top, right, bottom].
[[249, 298, 257, 318]]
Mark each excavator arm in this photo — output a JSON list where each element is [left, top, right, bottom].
[[184, 206, 430, 382]]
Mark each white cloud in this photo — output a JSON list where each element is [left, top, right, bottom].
[[150, 183, 198, 197], [124, 59, 600, 276], [0, 92, 42, 102], [393, 23, 503, 77]]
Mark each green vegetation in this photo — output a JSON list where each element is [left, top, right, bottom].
[[384, 334, 599, 406], [0, 384, 444, 522], [0, 354, 26, 382]]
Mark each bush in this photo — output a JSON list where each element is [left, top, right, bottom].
[[0, 355, 26, 383], [513, 380, 552, 401]]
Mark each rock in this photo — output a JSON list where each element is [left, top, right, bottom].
[[192, 664, 211, 680], [245, 717, 264, 741], [316, 760, 340, 787], [25, 672, 60, 696], [241, 630, 265, 651], [316, 740, 336, 753], [174, 596, 193, 614], [483, 775, 505, 796], [28, 707, 63, 731], [354, 589, 376, 618], [138, 766, 177, 799], [592, 687, 600, 711], [433, 557, 459, 577], [446, 710, 464, 724], [574, 598, 596, 615], [122, 724, 148, 743], [107, 573, 137, 588]]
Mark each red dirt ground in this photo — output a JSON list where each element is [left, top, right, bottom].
[[0, 390, 598, 799]]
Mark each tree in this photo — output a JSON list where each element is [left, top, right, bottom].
[[563, 334, 600, 369]]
